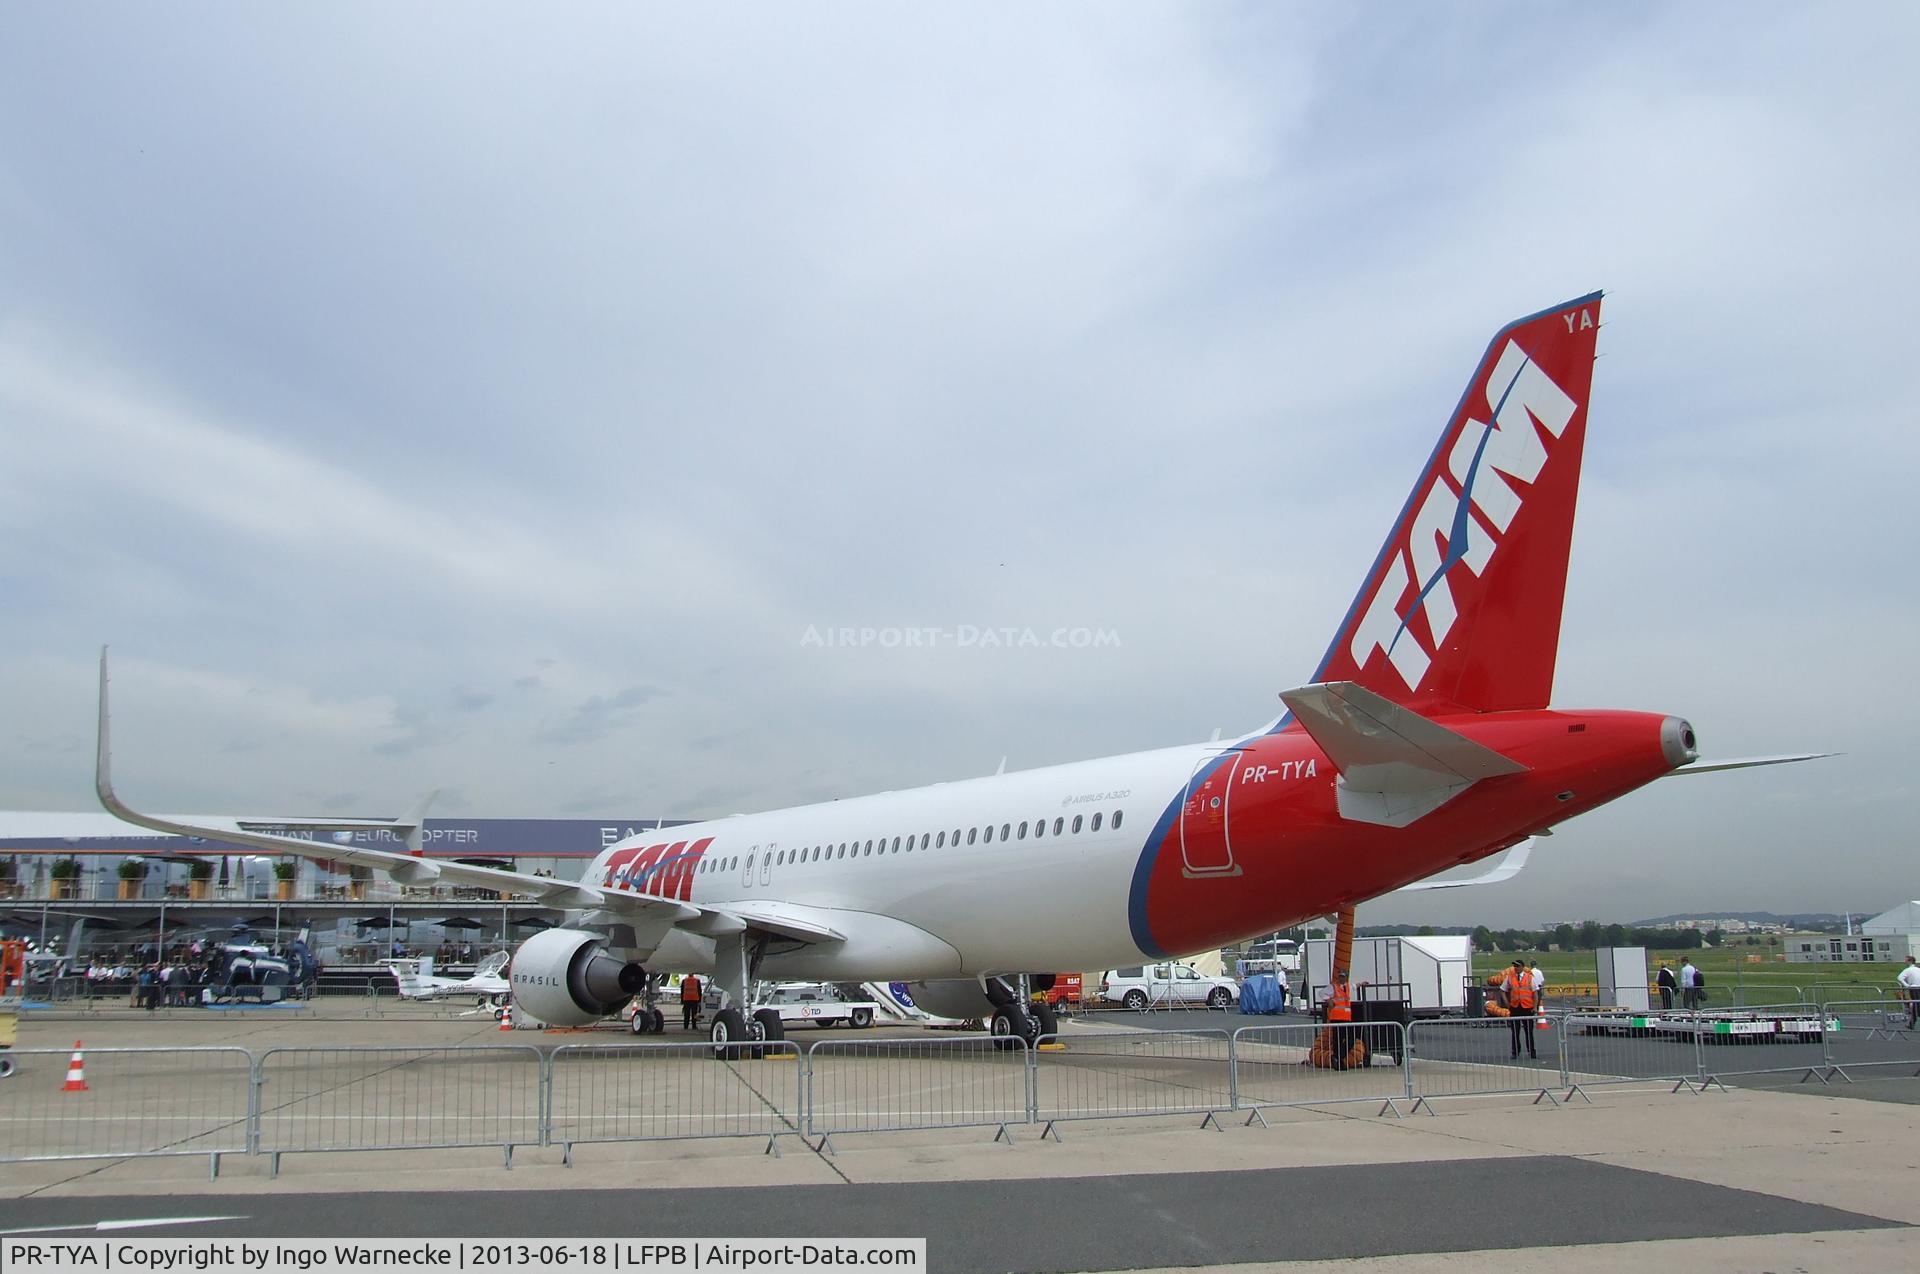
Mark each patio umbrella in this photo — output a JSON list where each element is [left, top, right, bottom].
[[438, 917, 484, 930], [511, 916, 554, 931]]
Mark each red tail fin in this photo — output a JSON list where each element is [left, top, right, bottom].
[[1312, 293, 1602, 711]]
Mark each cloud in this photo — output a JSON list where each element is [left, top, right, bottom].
[[535, 686, 668, 747], [0, 4, 1913, 921]]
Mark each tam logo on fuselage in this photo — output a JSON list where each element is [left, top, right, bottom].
[[1348, 336, 1580, 691]]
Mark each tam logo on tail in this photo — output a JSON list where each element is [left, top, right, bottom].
[[1314, 295, 1602, 712]]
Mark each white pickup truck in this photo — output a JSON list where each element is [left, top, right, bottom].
[[1100, 963, 1239, 1010]]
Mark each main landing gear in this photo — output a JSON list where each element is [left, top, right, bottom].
[[985, 975, 1059, 1050]]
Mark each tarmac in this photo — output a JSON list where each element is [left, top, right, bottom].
[[2, 999, 1917, 1271]]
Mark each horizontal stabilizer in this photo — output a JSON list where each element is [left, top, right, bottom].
[[1394, 838, 1534, 892], [1280, 681, 1527, 827], [1661, 753, 1835, 776]]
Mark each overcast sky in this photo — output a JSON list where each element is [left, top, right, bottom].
[[2, 5, 1914, 926]]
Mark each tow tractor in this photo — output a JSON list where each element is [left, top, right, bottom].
[[757, 982, 878, 1029]]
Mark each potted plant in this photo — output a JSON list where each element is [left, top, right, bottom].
[[274, 860, 297, 901], [116, 858, 147, 900], [50, 857, 80, 900], [188, 858, 214, 900]]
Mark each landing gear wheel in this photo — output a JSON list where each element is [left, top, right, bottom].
[[752, 1008, 786, 1043], [1032, 1001, 1059, 1041], [710, 1007, 749, 1059], [0, 1056, 12, 1078], [991, 1006, 1036, 1051], [1207, 987, 1232, 1009], [848, 1007, 873, 1029], [650, 1007, 666, 1034], [1124, 989, 1148, 1011]]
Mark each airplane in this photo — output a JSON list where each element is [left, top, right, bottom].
[[94, 292, 1825, 1054], [380, 951, 512, 1008]]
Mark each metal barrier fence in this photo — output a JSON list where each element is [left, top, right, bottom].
[[9, 1006, 1920, 1168], [1559, 1011, 1705, 1092], [1407, 1017, 1566, 1107], [254, 1045, 544, 1172], [1032, 1029, 1233, 1130], [1692, 1004, 1832, 1085], [0, 1045, 252, 1174], [1231, 1022, 1409, 1115], [1824, 1000, 1920, 1078], [804, 1036, 1030, 1146], [548, 1041, 803, 1159]]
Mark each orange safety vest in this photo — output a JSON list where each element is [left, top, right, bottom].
[[680, 977, 702, 1003], [1327, 981, 1352, 1022], [1504, 969, 1536, 1011]]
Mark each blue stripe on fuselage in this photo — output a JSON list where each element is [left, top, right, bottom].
[[1127, 750, 1244, 958]]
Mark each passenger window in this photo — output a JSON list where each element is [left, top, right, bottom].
[[1053, 818, 1064, 835], [1091, 813, 1102, 832], [953, 828, 962, 845], [1001, 823, 1010, 840], [983, 825, 994, 844], [921, 833, 930, 849], [1113, 810, 1124, 829], [967, 827, 977, 845], [892, 836, 901, 852], [1018, 821, 1028, 839], [1034, 819, 1045, 839], [1071, 816, 1082, 834], [936, 831, 945, 848]]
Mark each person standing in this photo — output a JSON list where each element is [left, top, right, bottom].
[[1897, 956, 1920, 1030], [1656, 962, 1677, 1011], [1679, 957, 1699, 1010], [679, 974, 704, 1030], [1498, 959, 1538, 1059], [1275, 963, 1291, 1015]]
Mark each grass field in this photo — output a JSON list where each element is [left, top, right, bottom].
[[1470, 947, 1909, 993]]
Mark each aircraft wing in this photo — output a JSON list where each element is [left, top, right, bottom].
[[93, 650, 844, 954]]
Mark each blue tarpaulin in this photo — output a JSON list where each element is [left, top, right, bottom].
[[1239, 974, 1288, 1014]]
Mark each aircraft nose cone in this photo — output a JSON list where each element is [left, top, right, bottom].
[[1661, 716, 1699, 768]]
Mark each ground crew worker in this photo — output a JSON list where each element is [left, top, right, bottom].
[[1326, 969, 1353, 1022], [679, 974, 703, 1030], [1499, 959, 1537, 1059]]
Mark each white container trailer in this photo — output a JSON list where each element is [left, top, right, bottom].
[[1305, 935, 1472, 1013]]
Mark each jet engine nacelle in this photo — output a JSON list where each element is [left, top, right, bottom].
[[900, 979, 996, 1022], [507, 928, 647, 1027]]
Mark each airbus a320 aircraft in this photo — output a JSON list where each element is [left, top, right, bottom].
[[96, 292, 1819, 1053]]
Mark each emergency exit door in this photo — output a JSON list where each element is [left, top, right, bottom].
[[1179, 750, 1244, 877]]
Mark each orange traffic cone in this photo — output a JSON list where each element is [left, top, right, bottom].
[[62, 1041, 89, 1092], [497, 1007, 513, 1031], [1535, 1014, 1551, 1030]]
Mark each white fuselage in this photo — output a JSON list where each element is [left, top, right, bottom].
[[586, 742, 1218, 981]]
